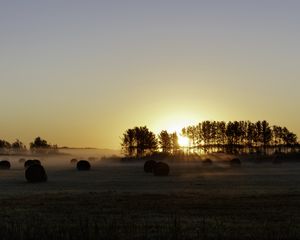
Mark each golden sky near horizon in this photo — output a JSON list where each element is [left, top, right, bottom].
[[0, 1, 299, 149]]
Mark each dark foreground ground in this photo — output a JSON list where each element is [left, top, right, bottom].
[[0, 159, 300, 239]]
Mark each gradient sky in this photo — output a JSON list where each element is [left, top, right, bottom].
[[0, 0, 299, 149]]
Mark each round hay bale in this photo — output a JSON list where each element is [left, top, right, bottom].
[[24, 159, 41, 168], [19, 158, 26, 163], [272, 154, 284, 164], [0, 160, 11, 170], [77, 160, 91, 171], [144, 160, 157, 173], [88, 157, 97, 162], [230, 158, 241, 167], [25, 164, 47, 183], [33, 159, 41, 164], [153, 162, 170, 176], [202, 158, 213, 166], [70, 158, 78, 164]]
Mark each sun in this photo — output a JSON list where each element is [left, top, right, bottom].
[[162, 123, 190, 147], [152, 114, 199, 148], [178, 135, 190, 147]]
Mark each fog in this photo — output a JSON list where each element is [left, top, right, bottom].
[[0, 148, 121, 169], [0, 149, 299, 200]]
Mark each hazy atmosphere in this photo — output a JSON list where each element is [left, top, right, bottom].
[[1, 0, 299, 148], [1, 2, 300, 239]]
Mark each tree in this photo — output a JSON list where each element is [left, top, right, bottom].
[[246, 121, 255, 147], [216, 121, 226, 146], [0, 139, 11, 154], [170, 132, 180, 154], [254, 121, 262, 146], [226, 121, 235, 145], [11, 139, 26, 152], [202, 121, 212, 145], [30, 137, 50, 149], [186, 126, 197, 147], [0, 140, 11, 149], [272, 126, 282, 145], [30, 137, 57, 154], [261, 120, 272, 147], [121, 121, 298, 157], [281, 127, 297, 146], [158, 130, 172, 153], [121, 129, 135, 157], [121, 126, 158, 158]]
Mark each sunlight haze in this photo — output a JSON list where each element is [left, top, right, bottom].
[[0, 0, 299, 149]]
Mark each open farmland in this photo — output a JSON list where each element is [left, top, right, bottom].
[[0, 153, 300, 239]]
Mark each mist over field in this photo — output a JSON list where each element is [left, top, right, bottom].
[[1, 1, 300, 239], [0, 149, 298, 196]]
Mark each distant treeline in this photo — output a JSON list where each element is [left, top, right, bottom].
[[0, 137, 58, 155], [121, 121, 298, 158], [181, 120, 297, 153]]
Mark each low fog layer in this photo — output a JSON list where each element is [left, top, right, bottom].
[[0, 148, 121, 169]]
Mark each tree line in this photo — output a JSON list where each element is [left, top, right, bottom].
[[121, 126, 180, 158], [181, 120, 297, 152], [0, 137, 58, 154], [121, 121, 298, 158]]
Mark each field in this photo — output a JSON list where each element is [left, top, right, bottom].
[[0, 152, 300, 239]]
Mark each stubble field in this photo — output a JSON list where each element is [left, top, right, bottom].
[[0, 152, 299, 239]]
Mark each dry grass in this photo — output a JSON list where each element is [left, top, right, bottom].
[[0, 191, 300, 239], [0, 157, 300, 239]]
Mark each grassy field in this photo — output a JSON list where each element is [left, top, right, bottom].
[[0, 156, 300, 239]]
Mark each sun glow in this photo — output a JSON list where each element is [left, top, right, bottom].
[[151, 113, 202, 148], [178, 135, 190, 147]]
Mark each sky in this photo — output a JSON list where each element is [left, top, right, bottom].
[[0, 0, 299, 149]]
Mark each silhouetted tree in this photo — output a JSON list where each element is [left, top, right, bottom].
[[30, 137, 58, 154], [216, 121, 226, 146], [121, 126, 158, 158], [272, 125, 283, 146], [0, 140, 11, 149], [202, 121, 212, 145], [226, 121, 235, 146], [195, 123, 203, 146], [0, 140, 11, 154], [181, 120, 298, 154], [261, 120, 272, 147], [281, 127, 297, 146], [122, 121, 298, 157], [170, 132, 180, 154], [158, 130, 172, 153], [30, 137, 50, 149], [254, 121, 262, 146], [11, 139, 26, 152], [246, 121, 256, 147]]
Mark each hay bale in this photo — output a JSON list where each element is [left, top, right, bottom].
[[88, 157, 97, 162], [70, 158, 78, 164], [25, 164, 47, 183], [0, 160, 11, 170], [153, 162, 170, 176], [144, 160, 157, 173], [77, 160, 91, 171], [33, 159, 41, 164], [273, 154, 284, 164], [230, 158, 241, 167], [202, 158, 213, 166], [19, 158, 26, 163], [24, 159, 41, 168]]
